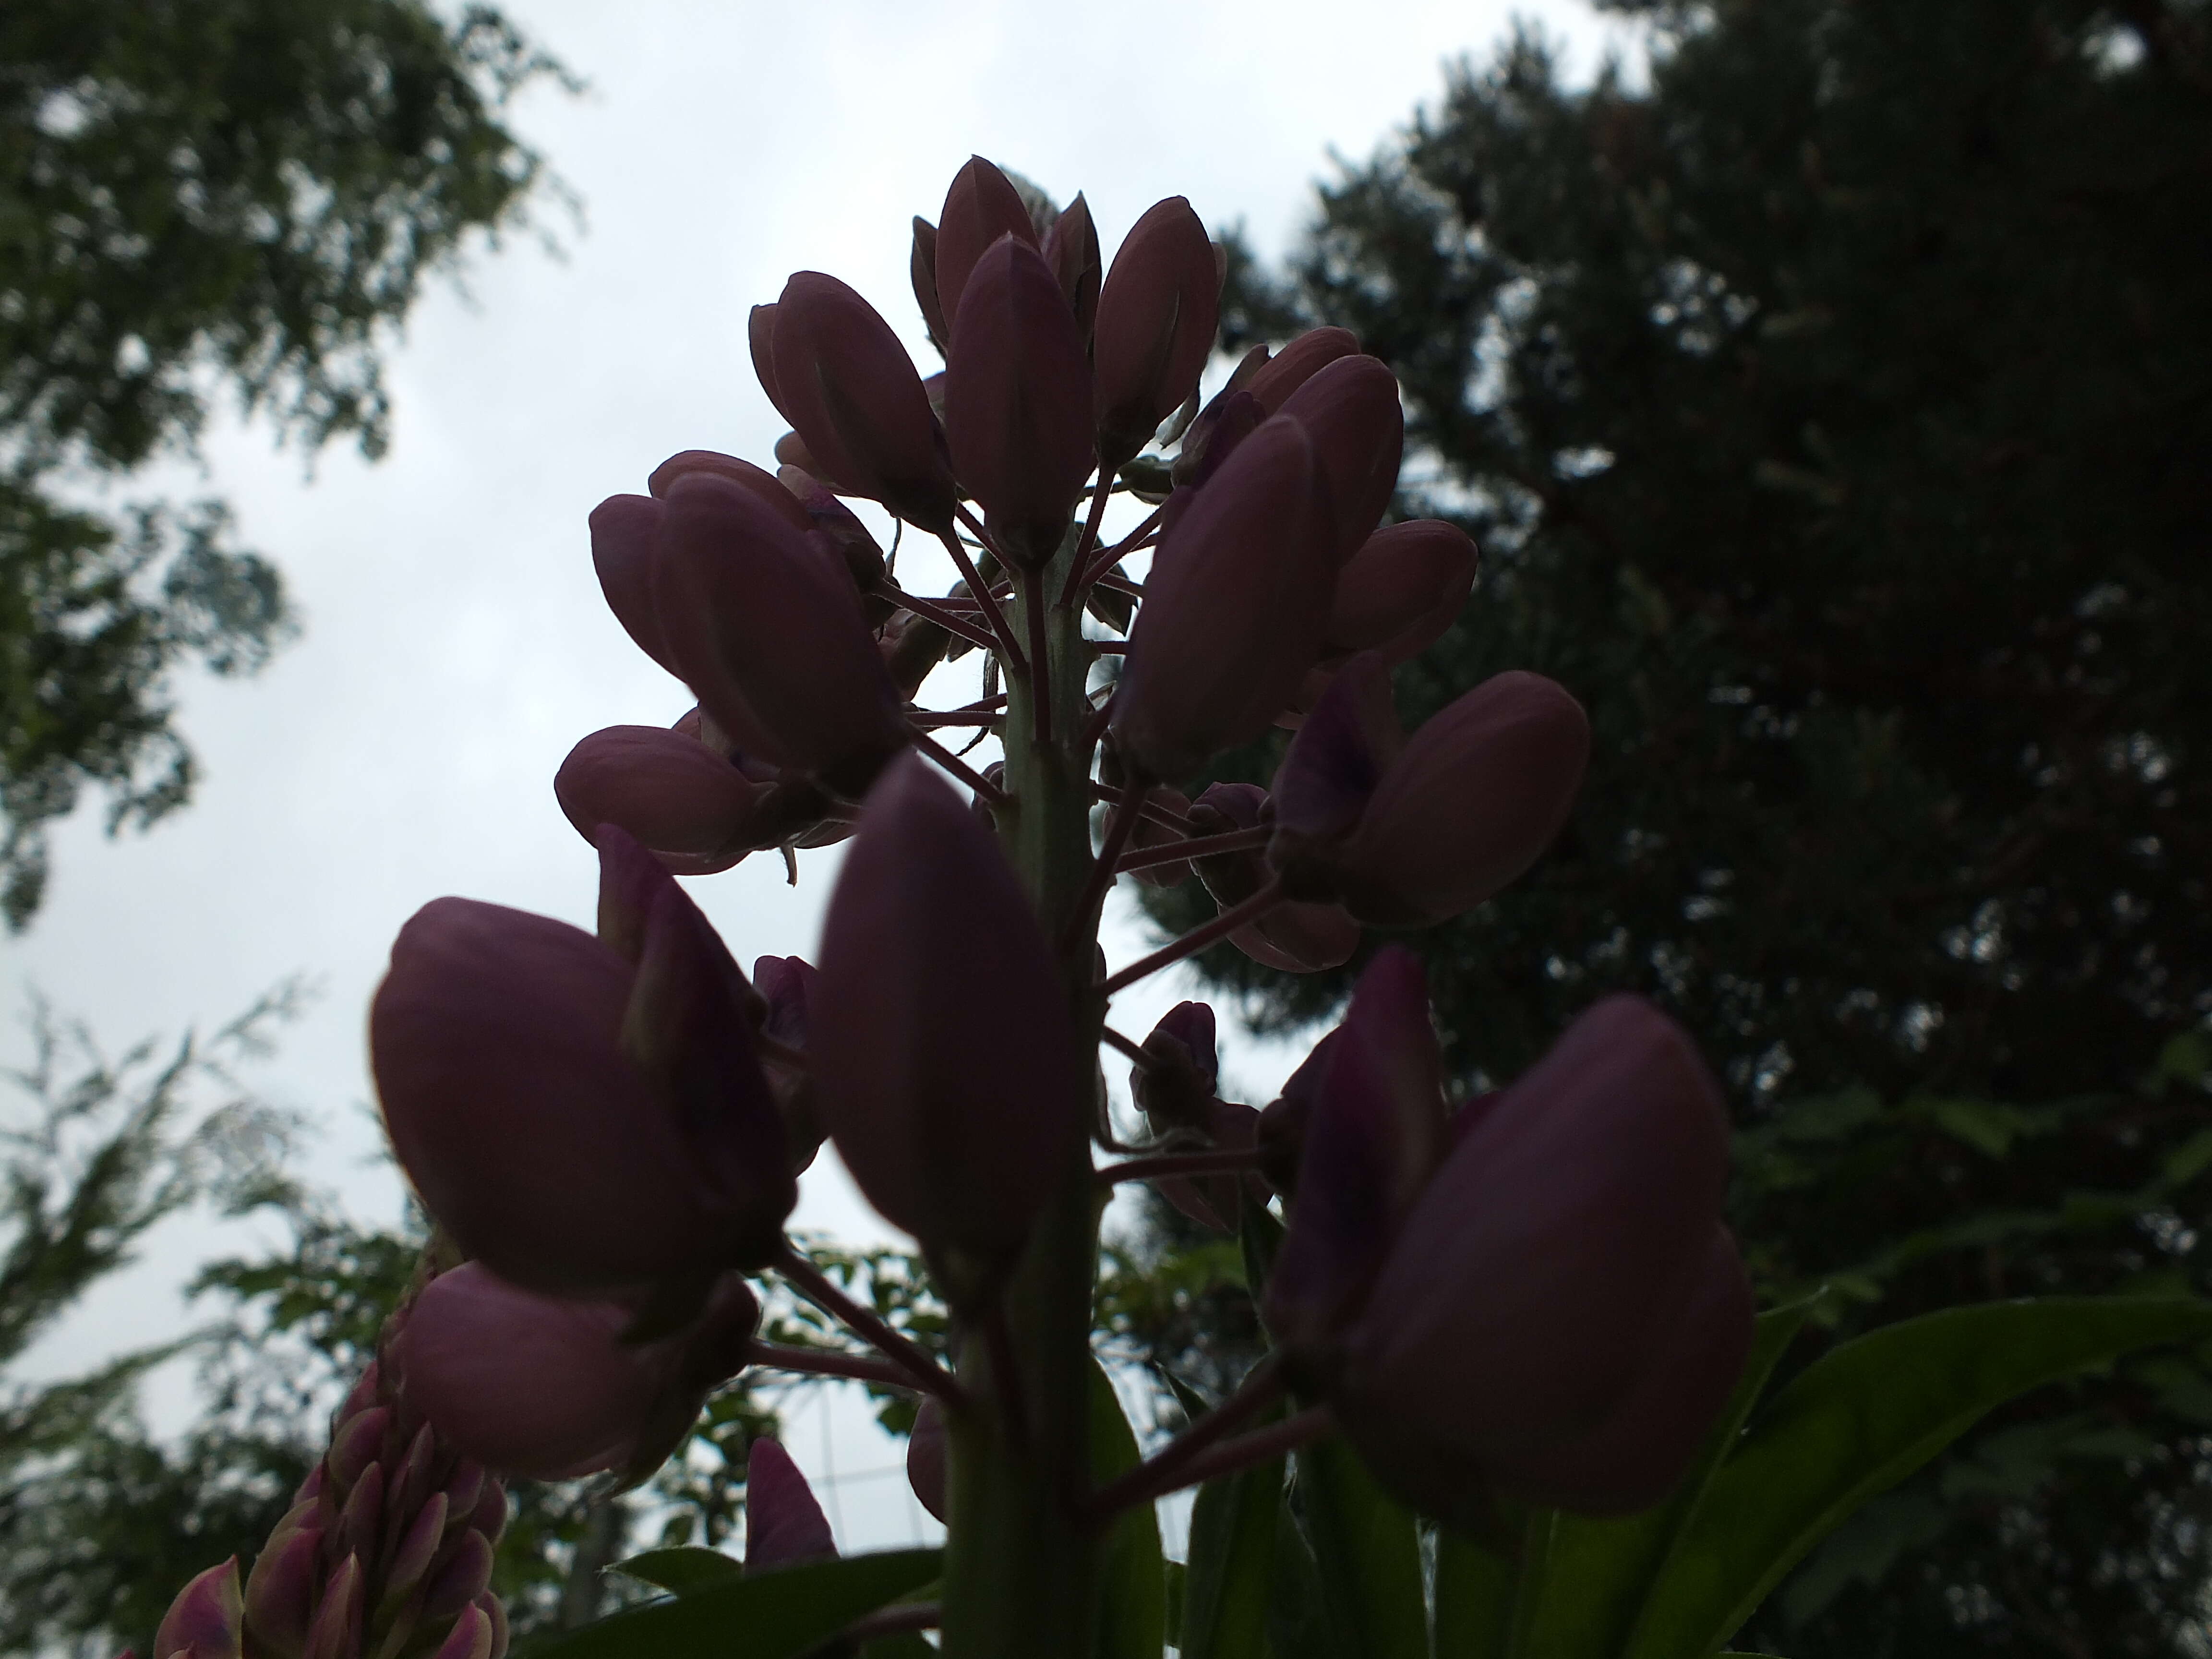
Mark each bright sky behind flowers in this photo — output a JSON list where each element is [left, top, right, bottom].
[[7, 0, 1635, 1552]]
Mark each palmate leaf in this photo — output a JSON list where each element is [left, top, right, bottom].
[[516, 1548, 940, 1659], [1628, 1296, 2212, 1659]]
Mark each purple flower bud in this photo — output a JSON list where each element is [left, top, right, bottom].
[[372, 835, 793, 1295], [651, 472, 907, 790], [1156, 1098, 1266, 1234], [1275, 356, 1405, 562], [427, 1603, 497, 1659], [811, 754, 1087, 1277], [301, 1554, 360, 1659], [907, 1397, 949, 1523], [1112, 417, 1336, 782], [753, 955, 825, 1170], [393, 1264, 670, 1479], [1268, 653, 1402, 866], [242, 1524, 319, 1653], [1244, 327, 1362, 414], [325, 1406, 388, 1494], [381, 1492, 448, 1610], [1042, 192, 1102, 340], [1255, 1028, 1338, 1196], [475, 1595, 509, 1659], [1131, 1000, 1218, 1132], [910, 217, 949, 353], [590, 495, 677, 675], [749, 304, 787, 420], [1188, 784, 1361, 973], [1325, 519, 1480, 662], [335, 1461, 385, 1573], [1093, 197, 1219, 468], [1337, 671, 1590, 927], [933, 157, 1040, 334], [745, 1439, 838, 1568], [554, 726, 767, 875], [1335, 996, 1745, 1518], [1166, 388, 1264, 494], [768, 272, 957, 531], [1262, 949, 1445, 1361], [154, 1560, 242, 1659], [945, 236, 1095, 565], [645, 451, 814, 533], [421, 1532, 495, 1623], [779, 466, 891, 601]]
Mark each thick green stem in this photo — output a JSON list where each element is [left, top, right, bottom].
[[938, 533, 1109, 1659]]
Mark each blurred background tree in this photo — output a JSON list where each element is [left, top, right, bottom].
[[1153, 0, 2212, 1652], [0, 0, 576, 929]]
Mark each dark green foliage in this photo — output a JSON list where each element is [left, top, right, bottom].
[[0, 0, 573, 926], [1165, 1, 2212, 1650]]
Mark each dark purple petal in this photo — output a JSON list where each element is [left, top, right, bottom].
[[745, 1439, 838, 1568], [934, 157, 1040, 333], [1326, 519, 1480, 662], [554, 726, 765, 871], [1245, 327, 1361, 413], [1042, 191, 1102, 339], [590, 494, 677, 674], [1276, 356, 1406, 562], [1093, 197, 1219, 468], [154, 1560, 241, 1659], [1269, 652, 1402, 854], [910, 216, 949, 351]]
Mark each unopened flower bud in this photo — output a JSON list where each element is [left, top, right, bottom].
[[933, 157, 1040, 333], [1112, 417, 1337, 782], [777, 466, 890, 602], [427, 1603, 497, 1659], [1268, 653, 1402, 877], [1276, 356, 1406, 562], [1326, 519, 1479, 663], [766, 273, 956, 531], [811, 754, 1087, 1286], [1093, 196, 1219, 469], [1336, 671, 1589, 927], [1245, 327, 1362, 413], [242, 1523, 320, 1654], [910, 217, 950, 353], [652, 471, 907, 791], [154, 1560, 242, 1659], [944, 236, 1095, 564], [906, 1396, 949, 1523], [590, 495, 678, 675], [1334, 996, 1748, 1519], [1255, 1028, 1339, 1197], [554, 725, 768, 875], [1131, 1001, 1217, 1133], [753, 954, 825, 1171], [645, 451, 814, 533], [1157, 1097, 1266, 1234], [300, 1555, 360, 1659], [745, 1439, 838, 1568], [1043, 191, 1102, 339]]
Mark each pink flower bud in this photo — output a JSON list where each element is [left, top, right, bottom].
[[154, 1560, 242, 1659], [301, 1554, 360, 1659], [749, 304, 786, 419], [1255, 1028, 1338, 1196], [1337, 671, 1589, 926], [428, 1603, 497, 1659], [1275, 356, 1405, 562], [811, 754, 1087, 1276], [590, 494, 677, 675], [242, 1523, 319, 1654], [779, 467, 890, 601], [944, 236, 1095, 564], [1263, 949, 1445, 1360], [767, 272, 956, 531], [1244, 327, 1362, 414], [745, 1439, 838, 1568], [1325, 519, 1479, 662], [372, 836, 793, 1295], [907, 1397, 948, 1523], [325, 1406, 388, 1494], [421, 1532, 495, 1623], [645, 451, 814, 536], [1042, 192, 1102, 339], [1093, 197, 1219, 468], [1335, 996, 1746, 1518], [554, 725, 767, 875], [1112, 416, 1337, 782], [335, 1461, 384, 1573], [651, 472, 907, 790], [910, 217, 949, 352], [933, 157, 1039, 333]]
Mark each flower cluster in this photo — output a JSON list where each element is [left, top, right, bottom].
[[153, 156, 1753, 1656]]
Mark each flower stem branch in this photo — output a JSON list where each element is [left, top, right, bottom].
[[773, 1241, 965, 1405], [877, 584, 1001, 654], [1098, 1024, 1155, 1069], [910, 728, 1009, 805], [1116, 824, 1270, 873], [1091, 781, 1194, 833], [1097, 877, 1286, 997], [1061, 783, 1146, 949], [1085, 1357, 1288, 1520], [1059, 472, 1116, 606], [1095, 1146, 1263, 1186], [1082, 503, 1166, 589], [1025, 577, 1054, 745], [1079, 693, 1117, 752], [909, 709, 1004, 729], [745, 1340, 917, 1391], [936, 530, 1030, 676]]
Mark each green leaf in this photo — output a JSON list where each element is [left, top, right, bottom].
[[1238, 1189, 1284, 1299], [1630, 1296, 2212, 1659], [857, 1638, 938, 1659], [1164, 1558, 1187, 1636], [604, 1546, 743, 1596], [1432, 1525, 1517, 1659], [1179, 1404, 1285, 1659], [1090, 1359, 1166, 1659], [516, 1548, 941, 1659], [1291, 1435, 1427, 1659], [1517, 1298, 1815, 1659]]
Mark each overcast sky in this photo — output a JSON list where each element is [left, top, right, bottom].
[[6, 0, 1635, 1553]]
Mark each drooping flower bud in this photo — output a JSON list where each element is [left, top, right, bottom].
[[1336, 671, 1589, 927], [554, 725, 768, 876], [1262, 949, 1445, 1361], [1267, 653, 1402, 878], [153, 1560, 242, 1659], [944, 236, 1095, 565], [651, 472, 907, 791], [910, 217, 950, 353], [1245, 327, 1362, 414], [1112, 417, 1337, 782], [778, 466, 890, 601], [644, 450, 814, 537], [745, 1439, 838, 1568], [1324, 519, 1480, 663], [1093, 196, 1219, 469], [907, 1396, 948, 1523], [1043, 191, 1102, 340], [590, 494, 677, 675], [1131, 1000, 1217, 1134], [933, 157, 1040, 333], [753, 954, 826, 1170], [1275, 356, 1406, 562], [767, 272, 957, 531], [810, 754, 1088, 1287], [372, 830, 794, 1296], [1332, 996, 1749, 1520], [1158, 1097, 1268, 1234], [1255, 1028, 1339, 1197]]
